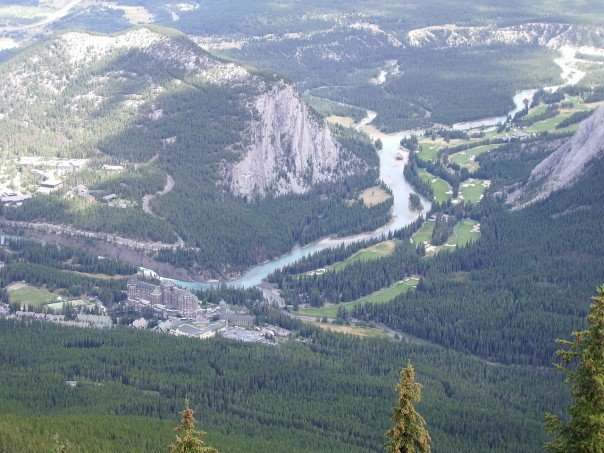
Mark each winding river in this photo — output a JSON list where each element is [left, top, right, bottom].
[[169, 48, 586, 290], [173, 118, 429, 290]]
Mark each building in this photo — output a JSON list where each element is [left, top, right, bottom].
[[38, 178, 63, 194], [127, 279, 200, 318], [102, 164, 125, 172], [217, 301, 255, 326], [76, 314, 113, 328], [102, 194, 117, 202]]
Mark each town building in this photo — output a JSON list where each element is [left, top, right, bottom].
[[102, 164, 125, 172], [38, 178, 64, 194], [127, 279, 200, 318], [76, 314, 113, 328]]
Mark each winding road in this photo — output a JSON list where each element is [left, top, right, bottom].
[[142, 174, 175, 215], [142, 174, 184, 247]]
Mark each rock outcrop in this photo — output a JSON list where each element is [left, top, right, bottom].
[[229, 83, 362, 198], [407, 23, 603, 50], [507, 106, 604, 208]]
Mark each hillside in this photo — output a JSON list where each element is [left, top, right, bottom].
[[508, 105, 604, 207], [0, 27, 386, 277]]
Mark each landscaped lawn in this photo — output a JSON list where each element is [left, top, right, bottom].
[[300, 278, 419, 318], [411, 220, 435, 247], [448, 144, 498, 172], [45, 299, 90, 311], [457, 179, 488, 204], [313, 323, 390, 338], [416, 142, 441, 162], [8, 284, 59, 308], [321, 240, 399, 273], [525, 95, 591, 133], [446, 219, 481, 247], [417, 168, 451, 203]]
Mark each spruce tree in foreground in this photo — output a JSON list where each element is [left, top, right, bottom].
[[545, 286, 604, 452], [387, 363, 431, 453], [169, 399, 219, 453]]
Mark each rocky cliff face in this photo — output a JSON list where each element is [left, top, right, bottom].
[[407, 23, 603, 50], [229, 83, 362, 198], [508, 106, 604, 208]]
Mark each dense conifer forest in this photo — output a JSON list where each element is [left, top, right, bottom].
[[0, 317, 567, 452]]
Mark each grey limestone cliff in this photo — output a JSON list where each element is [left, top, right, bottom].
[[229, 83, 362, 198], [508, 105, 604, 208]]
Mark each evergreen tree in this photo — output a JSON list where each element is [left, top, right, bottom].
[[169, 399, 218, 453], [545, 286, 604, 452], [51, 433, 72, 452], [387, 363, 431, 453]]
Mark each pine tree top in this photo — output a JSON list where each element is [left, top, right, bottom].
[[387, 363, 431, 453]]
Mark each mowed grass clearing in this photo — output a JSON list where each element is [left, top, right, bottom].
[[417, 142, 441, 162], [525, 95, 591, 134], [358, 186, 391, 207], [456, 179, 489, 204], [448, 144, 498, 172], [411, 220, 435, 247], [7, 283, 59, 308], [446, 220, 481, 247], [300, 278, 418, 318], [313, 323, 390, 338], [326, 115, 356, 128], [417, 168, 451, 203], [317, 239, 398, 273]]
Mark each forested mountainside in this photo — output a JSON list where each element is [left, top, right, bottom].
[[4, 2, 603, 132], [0, 317, 567, 452], [0, 26, 387, 277], [0, 1, 602, 452], [508, 105, 604, 207]]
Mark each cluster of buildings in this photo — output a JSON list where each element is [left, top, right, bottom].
[[127, 279, 200, 318], [65, 183, 118, 205], [4, 310, 113, 328], [0, 189, 31, 204], [1, 277, 288, 344], [0, 156, 128, 207]]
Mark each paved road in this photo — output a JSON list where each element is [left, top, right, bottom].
[[0, 220, 182, 251], [142, 174, 175, 215], [141, 174, 185, 247]]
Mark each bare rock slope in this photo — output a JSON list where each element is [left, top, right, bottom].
[[508, 106, 604, 208], [230, 83, 358, 197], [407, 23, 603, 50]]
